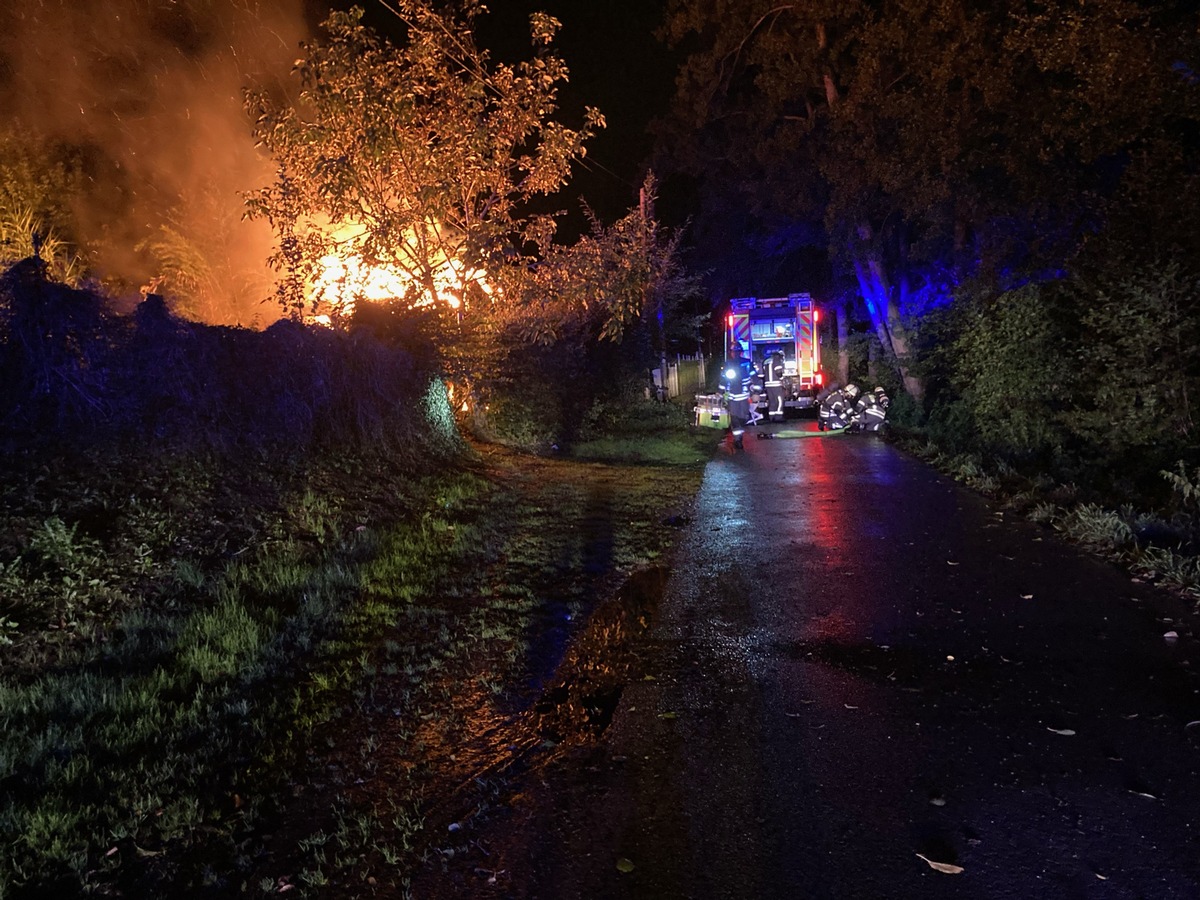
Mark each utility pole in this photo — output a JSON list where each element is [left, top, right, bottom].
[[641, 183, 668, 402]]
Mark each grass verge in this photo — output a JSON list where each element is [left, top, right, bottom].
[[0, 399, 715, 897], [888, 429, 1200, 602]]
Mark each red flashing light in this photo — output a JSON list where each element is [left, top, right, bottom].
[[727, 313, 733, 327], [816, 372, 824, 385], [814, 308, 821, 323]]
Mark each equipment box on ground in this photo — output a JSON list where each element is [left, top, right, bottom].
[[694, 394, 729, 429]]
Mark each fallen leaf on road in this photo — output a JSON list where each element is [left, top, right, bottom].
[[844, 704, 859, 710], [1128, 790, 1159, 801], [1047, 728, 1076, 735], [1164, 631, 1179, 642], [616, 858, 635, 873], [915, 854, 964, 874], [946, 561, 960, 566], [1020, 594, 1034, 599], [658, 711, 678, 720]]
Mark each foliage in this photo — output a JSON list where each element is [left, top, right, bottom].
[[0, 258, 460, 461], [1071, 263, 1199, 456], [134, 188, 279, 326], [898, 255, 1200, 503], [455, 176, 700, 448], [950, 283, 1075, 460], [0, 207, 83, 286], [0, 449, 494, 896], [570, 392, 716, 465], [244, 2, 603, 322], [0, 413, 706, 895], [656, 0, 1200, 395], [490, 175, 696, 345], [1163, 462, 1200, 513]]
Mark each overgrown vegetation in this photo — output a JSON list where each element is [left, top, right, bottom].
[[0, 416, 708, 897], [0, 258, 455, 458], [875, 258, 1198, 511], [243, 2, 602, 321], [0, 241, 712, 895], [891, 420, 1200, 603]]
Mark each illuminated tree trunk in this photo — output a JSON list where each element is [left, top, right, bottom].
[[852, 248, 923, 400], [817, 21, 922, 400]]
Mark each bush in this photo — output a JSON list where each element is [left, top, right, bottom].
[[0, 260, 461, 464], [950, 283, 1075, 461], [903, 260, 1200, 507]]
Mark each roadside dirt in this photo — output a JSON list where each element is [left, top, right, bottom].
[[251, 444, 706, 898]]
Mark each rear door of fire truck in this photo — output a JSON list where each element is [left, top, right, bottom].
[[790, 293, 821, 396]]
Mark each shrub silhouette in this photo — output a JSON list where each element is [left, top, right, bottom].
[[0, 258, 459, 462]]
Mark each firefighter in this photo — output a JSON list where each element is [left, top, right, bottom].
[[763, 349, 787, 422], [842, 384, 863, 430], [746, 364, 766, 426], [820, 385, 850, 430], [720, 345, 753, 449], [858, 386, 889, 432], [816, 384, 837, 431]]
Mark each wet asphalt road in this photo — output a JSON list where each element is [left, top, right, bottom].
[[462, 425, 1200, 899]]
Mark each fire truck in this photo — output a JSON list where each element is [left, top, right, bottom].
[[726, 293, 824, 413]]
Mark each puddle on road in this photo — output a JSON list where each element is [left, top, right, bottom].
[[533, 565, 668, 743]]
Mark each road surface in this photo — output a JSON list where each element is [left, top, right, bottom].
[[427, 426, 1200, 899]]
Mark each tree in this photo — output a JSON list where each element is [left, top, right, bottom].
[[488, 174, 694, 349], [656, 0, 1200, 398], [244, 2, 604, 325]]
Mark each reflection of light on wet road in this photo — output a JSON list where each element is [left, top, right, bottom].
[[687, 431, 922, 656]]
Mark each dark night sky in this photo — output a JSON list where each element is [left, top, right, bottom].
[[475, 0, 677, 224], [336, 0, 679, 235]]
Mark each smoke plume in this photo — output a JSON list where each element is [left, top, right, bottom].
[[0, 0, 311, 324]]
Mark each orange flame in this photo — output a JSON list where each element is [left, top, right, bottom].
[[308, 223, 493, 322]]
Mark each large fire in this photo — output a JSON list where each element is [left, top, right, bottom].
[[308, 224, 493, 323]]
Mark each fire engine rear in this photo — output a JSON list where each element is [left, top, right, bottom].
[[726, 293, 823, 414]]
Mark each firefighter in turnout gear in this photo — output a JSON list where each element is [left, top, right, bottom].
[[819, 385, 851, 431], [763, 349, 787, 422], [720, 345, 754, 449], [820, 382, 891, 433], [746, 365, 765, 426], [858, 386, 889, 432], [816, 385, 836, 431]]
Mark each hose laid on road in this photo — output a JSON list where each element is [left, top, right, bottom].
[[756, 428, 851, 439]]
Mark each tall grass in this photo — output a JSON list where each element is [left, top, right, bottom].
[[0, 470, 490, 897]]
